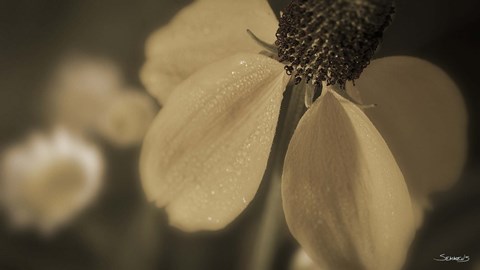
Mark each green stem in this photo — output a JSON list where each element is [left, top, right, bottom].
[[249, 82, 307, 270]]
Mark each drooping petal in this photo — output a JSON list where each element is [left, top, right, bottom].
[[346, 56, 467, 205], [141, 0, 278, 104], [282, 89, 415, 270], [140, 53, 288, 231]]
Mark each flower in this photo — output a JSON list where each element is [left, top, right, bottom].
[[1, 128, 104, 234], [139, 0, 467, 268]]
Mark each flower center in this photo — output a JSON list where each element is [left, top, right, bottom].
[[275, 0, 395, 88]]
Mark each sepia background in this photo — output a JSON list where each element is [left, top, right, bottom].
[[0, 0, 479, 269]]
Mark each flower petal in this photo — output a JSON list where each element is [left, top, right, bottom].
[[282, 89, 415, 270], [141, 0, 278, 104], [346, 56, 468, 202], [140, 53, 288, 231]]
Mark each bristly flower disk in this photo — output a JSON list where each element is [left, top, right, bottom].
[[276, 0, 395, 87]]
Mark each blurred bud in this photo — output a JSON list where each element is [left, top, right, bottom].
[[1, 128, 104, 234], [96, 89, 157, 147], [45, 54, 123, 132]]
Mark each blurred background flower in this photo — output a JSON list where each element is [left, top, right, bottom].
[[45, 53, 158, 147], [44, 53, 124, 133], [0, 0, 479, 270], [1, 128, 103, 234], [96, 89, 157, 147]]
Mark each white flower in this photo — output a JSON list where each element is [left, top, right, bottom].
[[139, 0, 467, 268], [1, 128, 104, 234]]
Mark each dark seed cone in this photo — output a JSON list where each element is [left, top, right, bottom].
[[275, 0, 394, 87]]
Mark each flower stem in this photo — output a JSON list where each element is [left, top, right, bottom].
[[249, 82, 307, 270]]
